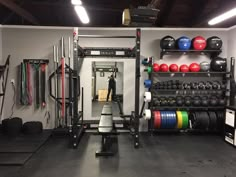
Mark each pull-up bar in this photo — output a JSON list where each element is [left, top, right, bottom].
[[78, 35, 136, 39]]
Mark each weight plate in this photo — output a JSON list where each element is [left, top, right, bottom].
[[160, 111, 166, 129], [176, 111, 183, 129], [154, 111, 161, 129], [171, 111, 177, 128], [181, 111, 189, 129], [208, 112, 217, 130]]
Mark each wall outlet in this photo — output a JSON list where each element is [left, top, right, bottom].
[[10, 79, 15, 84]]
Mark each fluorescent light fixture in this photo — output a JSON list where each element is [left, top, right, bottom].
[[71, 0, 82, 5], [208, 7, 236, 25], [74, 6, 90, 24]]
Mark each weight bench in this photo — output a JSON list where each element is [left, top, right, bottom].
[[96, 104, 116, 157]]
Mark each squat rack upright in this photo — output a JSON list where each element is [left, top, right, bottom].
[[71, 28, 141, 148]]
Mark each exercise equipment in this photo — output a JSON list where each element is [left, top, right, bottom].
[[147, 66, 152, 73], [160, 36, 176, 49], [26, 63, 32, 105], [153, 63, 159, 72], [160, 64, 169, 72], [41, 64, 46, 107], [176, 97, 184, 106], [0, 55, 10, 117], [2, 117, 22, 136], [61, 37, 66, 126], [210, 57, 226, 72], [96, 104, 116, 157], [208, 112, 217, 130], [176, 111, 183, 129], [190, 112, 210, 130], [192, 36, 206, 50], [153, 111, 161, 128], [33, 63, 40, 108], [143, 109, 151, 120], [179, 64, 189, 72], [181, 111, 189, 129], [193, 96, 201, 106], [169, 64, 178, 72], [22, 121, 43, 134], [142, 57, 152, 65], [177, 36, 191, 50], [144, 92, 151, 102], [189, 63, 200, 72], [144, 79, 152, 88], [201, 97, 209, 106], [200, 61, 210, 71], [185, 96, 192, 106], [207, 36, 222, 50]]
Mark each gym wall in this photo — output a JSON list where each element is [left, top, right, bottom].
[[0, 26, 232, 130], [1, 26, 73, 129], [0, 26, 2, 62], [227, 26, 236, 78]]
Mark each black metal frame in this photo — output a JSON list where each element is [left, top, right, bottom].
[[72, 29, 141, 148], [0, 55, 10, 117]]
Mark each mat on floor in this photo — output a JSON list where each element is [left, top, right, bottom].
[[0, 130, 51, 153], [0, 153, 33, 166]]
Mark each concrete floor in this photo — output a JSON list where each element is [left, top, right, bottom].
[[2, 133, 236, 177]]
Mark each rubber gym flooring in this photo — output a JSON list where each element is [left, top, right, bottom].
[[1, 133, 236, 177]]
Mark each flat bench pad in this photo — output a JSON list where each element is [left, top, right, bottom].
[[101, 105, 112, 115], [98, 115, 113, 133]]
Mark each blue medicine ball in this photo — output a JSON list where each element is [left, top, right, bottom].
[[177, 36, 191, 50]]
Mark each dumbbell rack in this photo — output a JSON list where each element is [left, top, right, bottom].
[[147, 56, 235, 133]]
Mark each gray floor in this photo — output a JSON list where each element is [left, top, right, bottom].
[[92, 101, 122, 117], [2, 133, 236, 177]]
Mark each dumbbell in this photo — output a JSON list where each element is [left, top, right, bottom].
[[160, 97, 168, 106], [205, 81, 212, 90], [185, 96, 192, 106], [198, 81, 205, 90], [212, 81, 221, 90], [168, 97, 176, 106], [183, 83, 191, 89], [190, 82, 198, 89]]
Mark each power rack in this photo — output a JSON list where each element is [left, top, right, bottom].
[[71, 28, 141, 148]]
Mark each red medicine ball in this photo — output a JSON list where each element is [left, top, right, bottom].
[[179, 64, 189, 72], [160, 64, 169, 72], [192, 36, 206, 50], [189, 63, 200, 72], [169, 64, 178, 72], [153, 63, 160, 72]]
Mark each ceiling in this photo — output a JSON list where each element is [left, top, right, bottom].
[[0, 0, 236, 28]]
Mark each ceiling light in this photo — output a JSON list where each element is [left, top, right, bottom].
[[71, 0, 82, 5], [74, 6, 89, 24], [208, 7, 236, 25]]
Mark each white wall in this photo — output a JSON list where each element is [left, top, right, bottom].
[[1, 26, 231, 131], [2, 26, 73, 129], [0, 25, 2, 62]]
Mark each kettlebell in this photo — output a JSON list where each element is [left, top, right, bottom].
[[160, 97, 168, 106], [168, 97, 176, 106], [201, 96, 209, 106], [193, 96, 201, 106], [185, 96, 192, 106], [210, 96, 218, 106], [176, 96, 184, 106], [198, 82, 205, 90], [219, 98, 226, 106]]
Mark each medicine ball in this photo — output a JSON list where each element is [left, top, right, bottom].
[[177, 36, 191, 50], [160, 64, 169, 72], [189, 63, 200, 72], [153, 63, 160, 72], [207, 36, 223, 50], [192, 36, 207, 50], [160, 36, 176, 49], [210, 57, 226, 72], [169, 64, 178, 72], [179, 64, 189, 72], [200, 61, 210, 71]]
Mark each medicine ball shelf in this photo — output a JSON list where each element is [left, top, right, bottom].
[[152, 71, 229, 76], [160, 49, 222, 59]]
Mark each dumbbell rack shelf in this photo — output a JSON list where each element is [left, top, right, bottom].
[[160, 49, 222, 59]]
